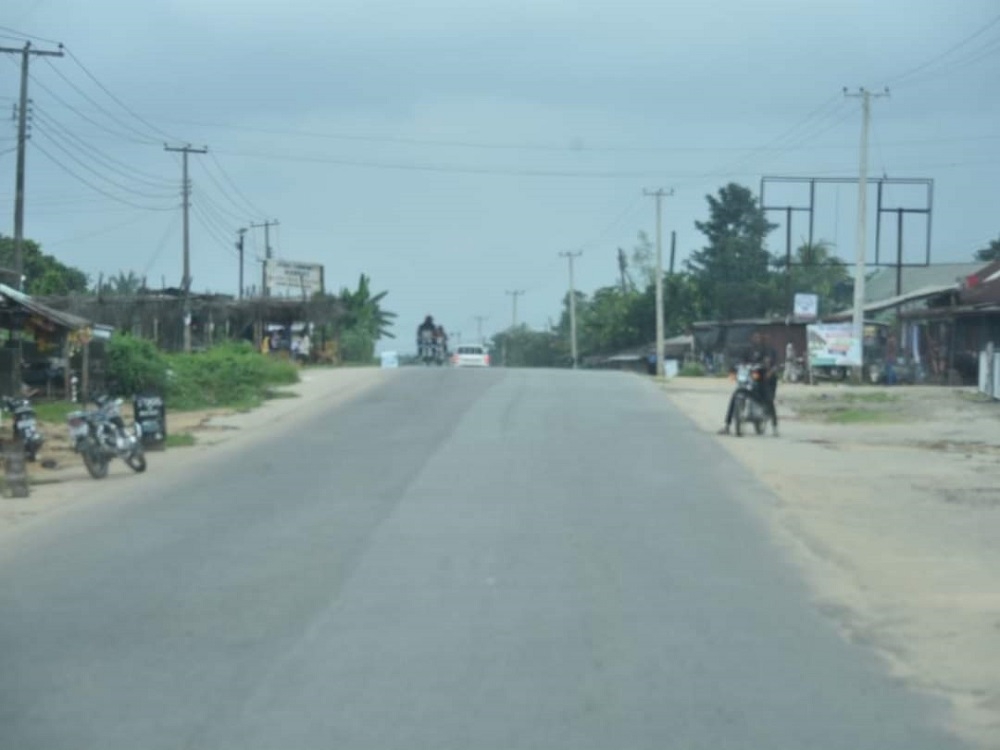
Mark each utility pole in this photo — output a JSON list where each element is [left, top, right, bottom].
[[505, 289, 524, 329], [1, 41, 63, 291], [164, 144, 208, 353], [236, 228, 247, 299], [844, 87, 889, 382], [474, 315, 488, 345], [644, 188, 673, 378], [559, 251, 582, 369], [250, 219, 279, 297]]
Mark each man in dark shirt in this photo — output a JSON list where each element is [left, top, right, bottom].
[[719, 331, 780, 435]]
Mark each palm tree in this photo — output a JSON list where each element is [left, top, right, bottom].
[[103, 270, 144, 296], [337, 274, 397, 361]]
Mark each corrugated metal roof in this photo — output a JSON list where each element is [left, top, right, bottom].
[[864, 263, 984, 302], [825, 284, 957, 320], [0, 283, 91, 330]]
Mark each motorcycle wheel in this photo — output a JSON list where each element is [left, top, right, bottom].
[[81, 438, 109, 479], [125, 450, 147, 473], [733, 394, 745, 437], [754, 419, 765, 436]]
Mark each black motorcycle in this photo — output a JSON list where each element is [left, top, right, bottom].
[[66, 395, 147, 479], [2, 395, 44, 461], [418, 331, 442, 366], [731, 363, 771, 437]]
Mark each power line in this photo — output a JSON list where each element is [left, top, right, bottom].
[[45, 213, 151, 247], [62, 45, 182, 143], [887, 11, 1000, 86], [141, 212, 181, 279], [0, 24, 61, 45], [212, 147, 683, 179], [31, 109, 176, 189], [193, 160, 257, 222], [27, 69, 160, 145], [39, 56, 159, 145], [191, 202, 240, 258], [207, 151, 267, 217], [32, 124, 178, 200], [32, 140, 176, 211]]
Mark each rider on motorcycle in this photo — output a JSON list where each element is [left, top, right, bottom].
[[417, 315, 437, 356], [434, 326, 449, 358]]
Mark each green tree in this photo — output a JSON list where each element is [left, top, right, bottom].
[[102, 270, 144, 296], [490, 325, 567, 368], [974, 235, 1000, 262], [685, 183, 778, 321], [337, 273, 397, 362], [0, 234, 89, 294], [782, 240, 852, 315]]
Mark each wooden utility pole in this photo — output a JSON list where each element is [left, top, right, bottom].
[[164, 144, 208, 353], [1, 42, 64, 290], [644, 188, 674, 379]]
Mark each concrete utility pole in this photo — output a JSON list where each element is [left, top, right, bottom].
[[250, 219, 279, 297], [474, 315, 488, 345], [236, 227, 247, 299], [559, 251, 582, 369], [844, 87, 889, 382], [164, 144, 208, 353], [644, 188, 673, 378], [505, 289, 524, 329], [1, 41, 64, 291]]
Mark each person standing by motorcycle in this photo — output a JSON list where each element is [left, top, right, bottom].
[[718, 331, 780, 435]]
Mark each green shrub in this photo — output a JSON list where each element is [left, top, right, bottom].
[[164, 341, 299, 410], [105, 334, 169, 396], [679, 362, 706, 377]]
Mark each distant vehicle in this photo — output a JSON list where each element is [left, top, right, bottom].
[[451, 344, 490, 368]]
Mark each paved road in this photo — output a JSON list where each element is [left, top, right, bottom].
[[0, 369, 964, 749]]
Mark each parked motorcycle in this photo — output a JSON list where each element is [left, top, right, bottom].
[[732, 363, 770, 437], [1, 395, 44, 461], [66, 395, 147, 479]]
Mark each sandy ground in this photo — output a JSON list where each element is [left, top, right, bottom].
[[662, 375, 1000, 749], [0, 366, 397, 542]]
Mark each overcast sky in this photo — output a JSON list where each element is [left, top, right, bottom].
[[1, 0, 998, 348]]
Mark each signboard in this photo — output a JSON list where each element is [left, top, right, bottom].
[[264, 259, 324, 297], [807, 323, 861, 367], [793, 293, 819, 321]]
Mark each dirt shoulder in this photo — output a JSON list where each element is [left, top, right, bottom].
[[662, 376, 1000, 749], [0, 366, 396, 541]]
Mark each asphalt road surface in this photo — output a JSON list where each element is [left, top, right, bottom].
[[0, 369, 965, 749]]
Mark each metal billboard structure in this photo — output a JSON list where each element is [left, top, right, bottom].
[[263, 259, 325, 298], [760, 176, 934, 301]]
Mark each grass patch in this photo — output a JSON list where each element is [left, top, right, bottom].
[[33, 401, 79, 423], [678, 363, 706, 377], [164, 342, 299, 411], [165, 432, 196, 448], [825, 408, 898, 424]]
